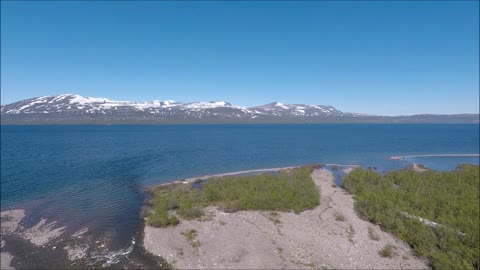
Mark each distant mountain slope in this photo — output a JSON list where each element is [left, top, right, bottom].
[[1, 94, 478, 124]]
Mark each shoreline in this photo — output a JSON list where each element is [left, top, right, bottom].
[[146, 164, 360, 189], [143, 168, 429, 269], [390, 153, 480, 160], [3, 160, 454, 269]]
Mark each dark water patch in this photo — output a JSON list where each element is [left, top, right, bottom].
[[4, 235, 72, 269], [2, 213, 169, 269]]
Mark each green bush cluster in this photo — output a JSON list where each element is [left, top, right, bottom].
[[146, 210, 179, 227], [342, 164, 479, 269], [146, 184, 206, 227], [146, 166, 320, 227], [203, 166, 319, 213]]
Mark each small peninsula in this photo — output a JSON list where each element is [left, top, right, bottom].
[[142, 166, 430, 269]]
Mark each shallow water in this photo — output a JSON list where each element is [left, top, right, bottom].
[[1, 124, 478, 267]]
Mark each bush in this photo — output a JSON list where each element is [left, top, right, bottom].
[[343, 166, 480, 269], [202, 166, 319, 213], [379, 245, 394, 258], [181, 229, 197, 241], [146, 166, 321, 227], [146, 211, 179, 228], [168, 214, 179, 226]]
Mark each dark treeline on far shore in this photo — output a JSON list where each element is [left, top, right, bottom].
[[342, 165, 480, 270]]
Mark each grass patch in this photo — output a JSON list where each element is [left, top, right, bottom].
[[334, 211, 346, 222], [182, 229, 201, 249], [182, 229, 197, 241], [270, 217, 282, 225], [269, 212, 279, 217], [269, 212, 282, 225], [146, 211, 179, 227], [204, 166, 319, 213], [347, 224, 355, 242], [379, 244, 394, 258], [343, 165, 480, 269], [368, 227, 380, 241], [146, 166, 320, 227]]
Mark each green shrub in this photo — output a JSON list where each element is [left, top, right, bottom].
[[379, 245, 394, 258], [181, 229, 197, 241], [203, 166, 319, 213], [343, 166, 480, 269], [168, 214, 179, 226], [146, 210, 179, 228], [146, 166, 320, 229]]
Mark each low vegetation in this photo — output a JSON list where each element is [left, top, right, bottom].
[[333, 211, 346, 222], [347, 224, 355, 242], [379, 244, 394, 258], [182, 229, 201, 250], [146, 165, 320, 228], [368, 227, 380, 241], [182, 229, 197, 241], [342, 164, 480, 269], [268, 212, 282, 225]]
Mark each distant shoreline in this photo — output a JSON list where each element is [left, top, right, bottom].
[[390, 154, 480, 160]]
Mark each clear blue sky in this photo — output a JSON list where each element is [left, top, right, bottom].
[[1, 1, 479, 115]]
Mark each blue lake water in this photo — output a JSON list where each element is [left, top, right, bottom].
[[1, 124, 479, 255]]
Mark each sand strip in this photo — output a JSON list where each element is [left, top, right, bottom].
[[148, 164, 359, 188], [390, 154, 480, 160]]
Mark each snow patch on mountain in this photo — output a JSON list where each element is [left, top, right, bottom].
[[184, 101, 233, 109], [69, 94, 114, 105], [1, 94, 346, 120]]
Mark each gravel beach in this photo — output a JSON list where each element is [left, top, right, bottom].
[[144, 168, 429, 269]]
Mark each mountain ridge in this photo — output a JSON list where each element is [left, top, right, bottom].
[[1, 94, 478, 124]]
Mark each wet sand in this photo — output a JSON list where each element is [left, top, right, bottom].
[[144, 168, 429, 269]]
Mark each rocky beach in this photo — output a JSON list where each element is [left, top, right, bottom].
[[143, 168, 429, 269]]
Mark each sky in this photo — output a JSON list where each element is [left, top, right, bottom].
[[1, 1, 479, 115]]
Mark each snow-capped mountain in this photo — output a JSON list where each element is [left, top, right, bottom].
[[250, 102, 345, 117], [0, 94, 231, 114], [1, 94, 478, 124]]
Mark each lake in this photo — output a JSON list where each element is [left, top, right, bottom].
[[1, 124, 478, 266]]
